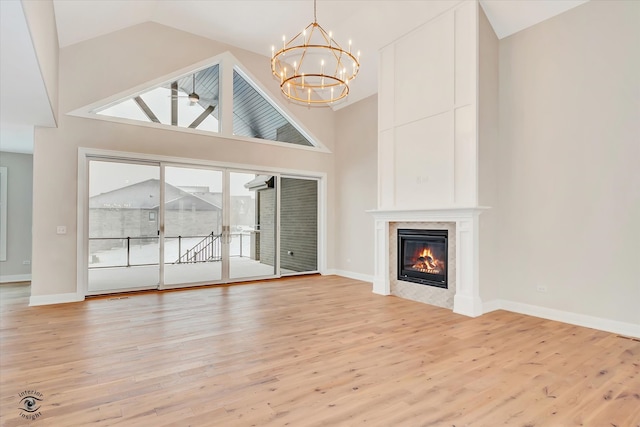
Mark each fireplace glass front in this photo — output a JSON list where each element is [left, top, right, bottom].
[[397, 229, 448, 288]]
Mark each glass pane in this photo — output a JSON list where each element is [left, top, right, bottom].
[[140, 87, 171, 124], [175, 65, 219, 132], [177, 100, 219, 131], [94, 64, 219, 133], [232, 70, 313, 146], [280, 178, 318, 273], [97, 98, 151, 122], [88, 161, 160, 292], [163, 166, 223, 285], [229, 172, 276, 279]]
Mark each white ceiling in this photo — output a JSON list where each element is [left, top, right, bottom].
[[480, 0, 588, 39], [52, 0, 589, 110], [0, 0, 589, 153]]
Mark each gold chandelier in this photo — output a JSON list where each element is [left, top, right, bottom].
[[271, 0, 360, 106]]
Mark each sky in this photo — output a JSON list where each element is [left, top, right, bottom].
[[89, 161, 255, 197]]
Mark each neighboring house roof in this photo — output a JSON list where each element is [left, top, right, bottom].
[[89, 179, 222, 211]]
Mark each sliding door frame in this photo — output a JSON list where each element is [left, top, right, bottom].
[[80, 156, 163, 296], [158, 162, 227, 290], [77, 148, 327, 298]]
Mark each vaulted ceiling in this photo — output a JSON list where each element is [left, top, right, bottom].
[[52, 0, 588, 109], [1, 0, 589, 153]]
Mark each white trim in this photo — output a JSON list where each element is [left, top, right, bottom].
[[79, 147, 327, 179], [485, 299, 640, 339], [0, 274, 31, 283], [29, 292, 84, 306], [318, 176, 328, 274], [276, 174, 281, 276], [77, 151, 88, 297], [367, 207, 489, 221], [482, 299, 502, 313], [325, 269, 374, 284], [0, 166, 7, 261], [67, 52, 331, 154]]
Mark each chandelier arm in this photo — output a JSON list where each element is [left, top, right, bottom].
[[298, 48, 309, 75], [316, 24, 332, 46], [285, 22, 314, 49]]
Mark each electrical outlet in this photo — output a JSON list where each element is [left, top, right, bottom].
[[536, 285, 548, 293], [22, 260, 31, 265], [56, 226, 67, 235]]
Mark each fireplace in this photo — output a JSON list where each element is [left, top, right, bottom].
[[398, 229, 448, 288]]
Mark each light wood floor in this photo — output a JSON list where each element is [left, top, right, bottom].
[[1, 276, 638, 426]]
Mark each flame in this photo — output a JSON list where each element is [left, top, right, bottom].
[[411, 246, 443, 274], [418, 248, 434, 259]]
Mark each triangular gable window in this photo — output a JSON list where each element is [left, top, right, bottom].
[[232, 69, 313, 147], [80, 53, 324, 150], [96, 64, 220, 132]]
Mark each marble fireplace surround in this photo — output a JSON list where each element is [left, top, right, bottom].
[[368, 208, 486, 317]]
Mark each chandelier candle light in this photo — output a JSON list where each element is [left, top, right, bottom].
[[271, 0, 360, 106]]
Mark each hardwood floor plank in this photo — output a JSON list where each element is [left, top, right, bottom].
[[1, 277, 639, 426]]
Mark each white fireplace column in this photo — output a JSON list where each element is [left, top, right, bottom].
[[368, 208, 486, 317]]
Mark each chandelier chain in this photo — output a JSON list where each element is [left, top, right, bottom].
[[314, 0, 317, 23]]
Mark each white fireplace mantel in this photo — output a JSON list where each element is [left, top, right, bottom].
[[367, 207, 488, 317]]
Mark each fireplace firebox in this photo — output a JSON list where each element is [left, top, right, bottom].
[[398, 229, 448, 288]]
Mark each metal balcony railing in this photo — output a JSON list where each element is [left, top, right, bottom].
[[175, 232, 222, 264], [88, 232, 250, 269]]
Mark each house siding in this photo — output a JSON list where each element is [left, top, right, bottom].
[[280, 178, 317, 273], [258, 188, 276, 267]]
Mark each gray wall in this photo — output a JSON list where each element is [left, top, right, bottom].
[[497, 0, 640, 324], [0, 152, 33, 281], [280, 178, 317, 272]]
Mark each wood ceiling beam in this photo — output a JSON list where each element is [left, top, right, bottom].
[[171, 82, 178, 126], [133, 96, 160, 123], [188, 105, 216, 129]]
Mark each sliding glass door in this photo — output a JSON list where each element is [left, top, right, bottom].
[[162, 166, 224, 286], [85, 157, 319, 294], [228, 172, 276, 280], [87, 160, 160, 293]]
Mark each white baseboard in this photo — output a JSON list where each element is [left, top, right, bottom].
[[29, 292, 84, 306], [324, 269, 374, 284], [484, 299, 640, 339], [0, 274, 31, 283], [482, 299, 502, 314]]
